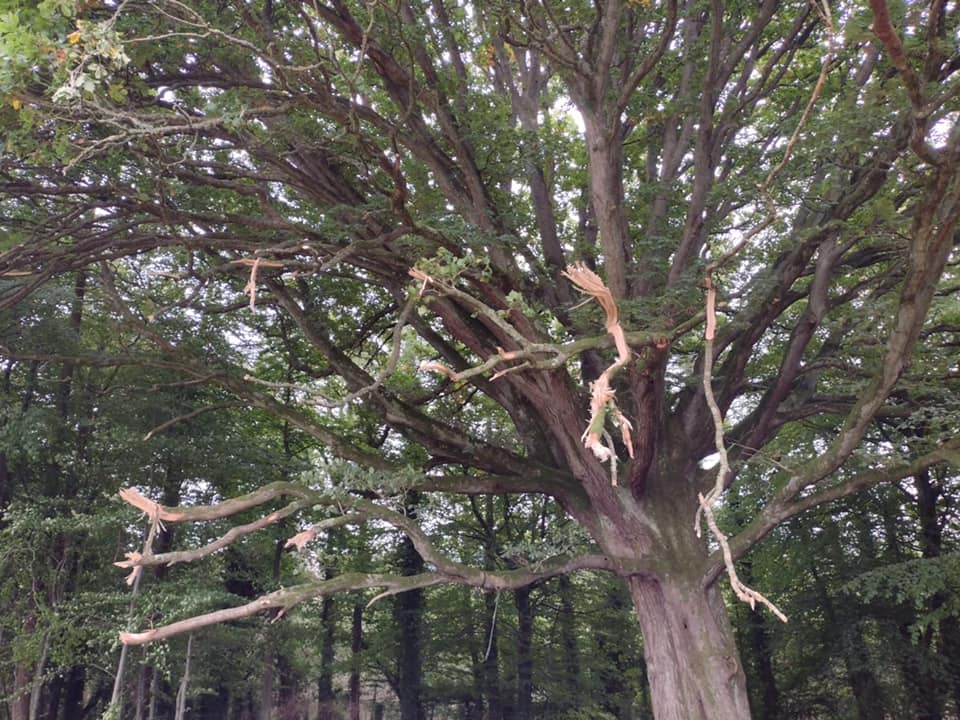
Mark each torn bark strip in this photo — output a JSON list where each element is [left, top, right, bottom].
[[561, 264, 634, 481], [230, 257, 284, 311], [698, 277, 787, 623]]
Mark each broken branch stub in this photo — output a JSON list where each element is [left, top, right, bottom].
[[284, 528, 317, 551], [119, 487, 186, 522]]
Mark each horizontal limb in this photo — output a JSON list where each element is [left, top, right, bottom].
[[120, 554, 617, 646]]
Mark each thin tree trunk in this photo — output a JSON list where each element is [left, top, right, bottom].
[[554, 575, 580, 714], [174, 634, 194, 720], [27, 629, 50, 720], [11, 664, 31, 720], [513, 587, 533, 720], [597, 582, 634, 720], [317, 594, 336, 720], [938, 616, 960, 713], [147, 667, 160, 720], [61, 666, 85, 720], [349, 602, 363, 720], [464, 592, 484, 720], [809, 562, 884, 720], [11, 614, 37, 720], [276, 654, 298, 720], [44, 672, 64, 720], [395, 533, 426, 720], [147, 664, 158, 720], [135, 665, 149, 720], [737, 561, 780, 720], [743, 609, 780, 720], [259, 642, 274, 720], [627, 575, 751, 720], [109, 525, 155, 718], [396, 493, 426, 720], [481, 592, 503, 720], [906, 468, 946, 719]]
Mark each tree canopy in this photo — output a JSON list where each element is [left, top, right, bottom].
[[1, 0, 958, 718]]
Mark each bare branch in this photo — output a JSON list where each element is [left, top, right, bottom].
[[119, 552, 620, 646], [698, 494, 787, 623], [694, 279, 787, 622], [143, 402, 246, 441]]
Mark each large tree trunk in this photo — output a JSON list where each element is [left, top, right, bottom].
[[627, 575, 751, 720]]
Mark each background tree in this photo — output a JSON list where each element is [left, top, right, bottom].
[[1, 0, 959, 719]]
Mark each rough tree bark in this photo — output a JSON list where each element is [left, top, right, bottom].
[[629, 576, 748, 720]]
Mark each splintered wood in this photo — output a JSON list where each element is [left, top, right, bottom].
[[119, 487, 185, 522], [562, 264, 634, 483], [284, 528, 317, 551]]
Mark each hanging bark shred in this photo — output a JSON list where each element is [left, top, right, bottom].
[[561, 264, 634, 475], [229, 257, 285, 311], [699, 277, 788, 623]]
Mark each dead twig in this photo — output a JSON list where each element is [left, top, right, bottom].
[[693, 0, 835, 622], [697, 277, 788, 623]]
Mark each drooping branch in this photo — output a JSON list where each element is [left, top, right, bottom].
[[119, 548, 619, 647], [113, 485, 619, 648]]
